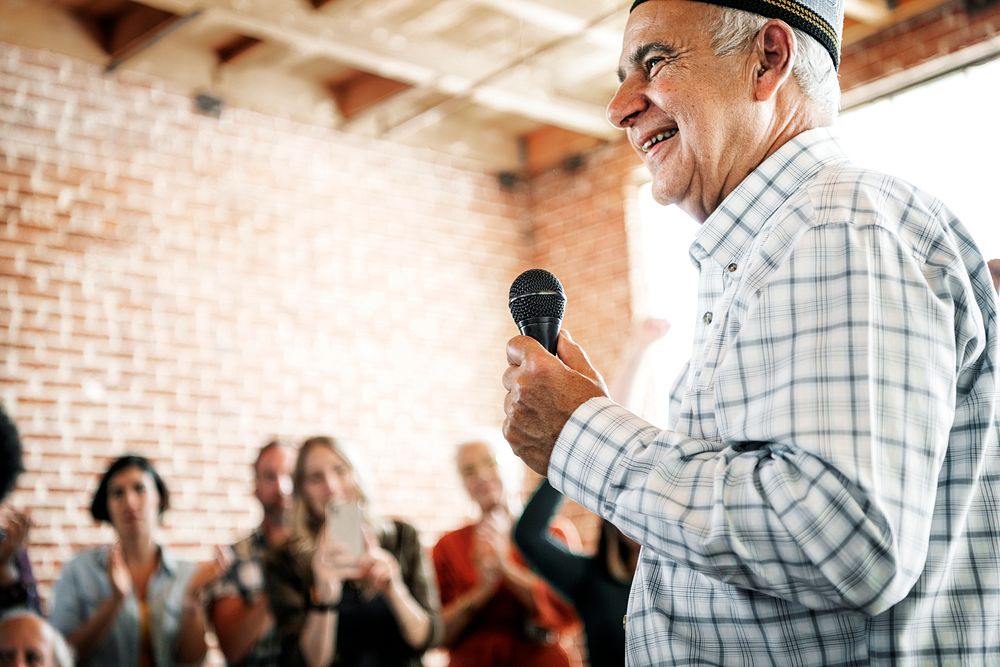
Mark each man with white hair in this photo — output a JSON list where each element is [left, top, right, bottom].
[[0, 610, 75, 667], [502, 0, 1000, 664]]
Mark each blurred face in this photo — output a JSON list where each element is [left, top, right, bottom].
[[0, 616, 55, 667], [607, 0, 754, 220], [254, 445, 295, 518], [106, 466, 160, 539], [457, 442, 504, 513], [300, 446, 357, 519]]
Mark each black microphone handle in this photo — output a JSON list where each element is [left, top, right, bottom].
[[517, 317, 561, 355]]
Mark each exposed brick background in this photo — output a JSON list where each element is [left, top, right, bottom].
[[2, 0, 998, 659], [840, 0, 1000, 93], [1, 42, 538, 604]]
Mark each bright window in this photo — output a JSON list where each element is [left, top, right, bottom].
[[627, 56, 1000, 425]]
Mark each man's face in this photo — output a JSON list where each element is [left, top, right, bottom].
[[608, 0, 753, 220], [0, 616, 55, 667], [456, 442, 505, 513], [254, 445, 295, 517]]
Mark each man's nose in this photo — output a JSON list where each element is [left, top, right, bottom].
[[607, 78, 647, 128]]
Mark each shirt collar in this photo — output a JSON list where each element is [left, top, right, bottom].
[[691, 127, 849, 270], [98, 543, 177, 575]]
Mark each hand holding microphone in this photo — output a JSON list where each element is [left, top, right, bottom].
[[503, 269, 609, 476]]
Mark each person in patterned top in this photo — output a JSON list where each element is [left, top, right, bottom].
[[206, 439, 296, 666]]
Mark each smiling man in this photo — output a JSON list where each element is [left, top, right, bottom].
[[502, 0, 1000, 664]]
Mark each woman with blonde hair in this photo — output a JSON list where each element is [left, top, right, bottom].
[[264, 435, 440, 667]]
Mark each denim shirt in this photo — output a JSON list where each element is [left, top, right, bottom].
[[50, 545, 198, 667]]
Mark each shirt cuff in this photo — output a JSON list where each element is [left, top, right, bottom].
[[548, 396, 640, 519]]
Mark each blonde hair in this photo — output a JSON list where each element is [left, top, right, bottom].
[[289, 435, 376, 553]]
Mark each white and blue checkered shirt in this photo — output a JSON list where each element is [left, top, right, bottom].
[[550, 128, 1000, 665]]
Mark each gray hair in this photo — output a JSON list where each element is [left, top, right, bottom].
[[710, 6, 840, 118], [0, 609, 75, 667]]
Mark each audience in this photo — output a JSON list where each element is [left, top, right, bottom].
[[50, 455, 229, 667], [0, 610, 74, 667], [264, 436, 440, 667], [432, 437, 577, 667], [0, 407, 41, 615], [207, 439, 295, 666], [5, 319, 664, 665]]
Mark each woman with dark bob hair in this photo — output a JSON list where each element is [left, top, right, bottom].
[[264, 435, 442, 667], [51, 454, 229, 667]]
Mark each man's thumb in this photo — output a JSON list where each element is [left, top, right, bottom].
[[556, 330, 600, 383]]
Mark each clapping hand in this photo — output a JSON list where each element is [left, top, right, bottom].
[[188, 545, 234, 597], [474, 508, 512, 585], [0, 506, 30, 584], [108, 543, 133, 600]]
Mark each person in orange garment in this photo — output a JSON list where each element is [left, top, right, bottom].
[[432, 436, 577, 667]]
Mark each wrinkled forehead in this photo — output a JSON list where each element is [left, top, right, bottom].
[[619, 0, 714, 60], [456, 441, 493, 467], [0, 616, 49, 651]]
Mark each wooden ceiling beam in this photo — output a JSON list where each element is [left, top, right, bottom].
[[107, 4, 179, 57], [329, 72, 413, 120], [123, 0, 618, 138], [844, 0, 892, 23], [469, 0, 623, 48], [104, 6, 204, 72], [214, 34, 262, 65]]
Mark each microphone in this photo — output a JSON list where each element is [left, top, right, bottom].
[[508, 269, 565, 355]]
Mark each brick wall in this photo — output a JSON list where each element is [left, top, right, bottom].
[[0, 42, 533, 607], [840, 0, 1000, 95]]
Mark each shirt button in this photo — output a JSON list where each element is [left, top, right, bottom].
[[726, 262, 738, 273], [703, 311, 713, 324], [622, 614, 627, 628]]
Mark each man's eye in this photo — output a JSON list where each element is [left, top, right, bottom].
[[644, 57, 665, 75]]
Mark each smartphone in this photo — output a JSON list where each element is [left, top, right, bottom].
[[326, 501, 363, 562]]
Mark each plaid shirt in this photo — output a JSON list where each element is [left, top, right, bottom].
[[205, 529, 281, 667], [550, 128, 1000, 665]]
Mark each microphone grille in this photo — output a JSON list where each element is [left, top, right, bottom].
[[509, 269, 566, 323]]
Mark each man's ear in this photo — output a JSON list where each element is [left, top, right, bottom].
[[752, 20, 795, 101]]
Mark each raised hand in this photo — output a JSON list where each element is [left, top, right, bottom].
[[187, 545, 234, 596], [473, 509, 512, 587], [107, 543, 133, 600], [634, 317, 671, 347], [0, 506, 30, 568], [357, 528, 401, 595]]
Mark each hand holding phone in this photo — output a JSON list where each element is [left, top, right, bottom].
[[326, 501, 364, 565]]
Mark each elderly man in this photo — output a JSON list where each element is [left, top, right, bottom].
[[0, 610, 75, 667], [502, 0, 1000, 664]]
